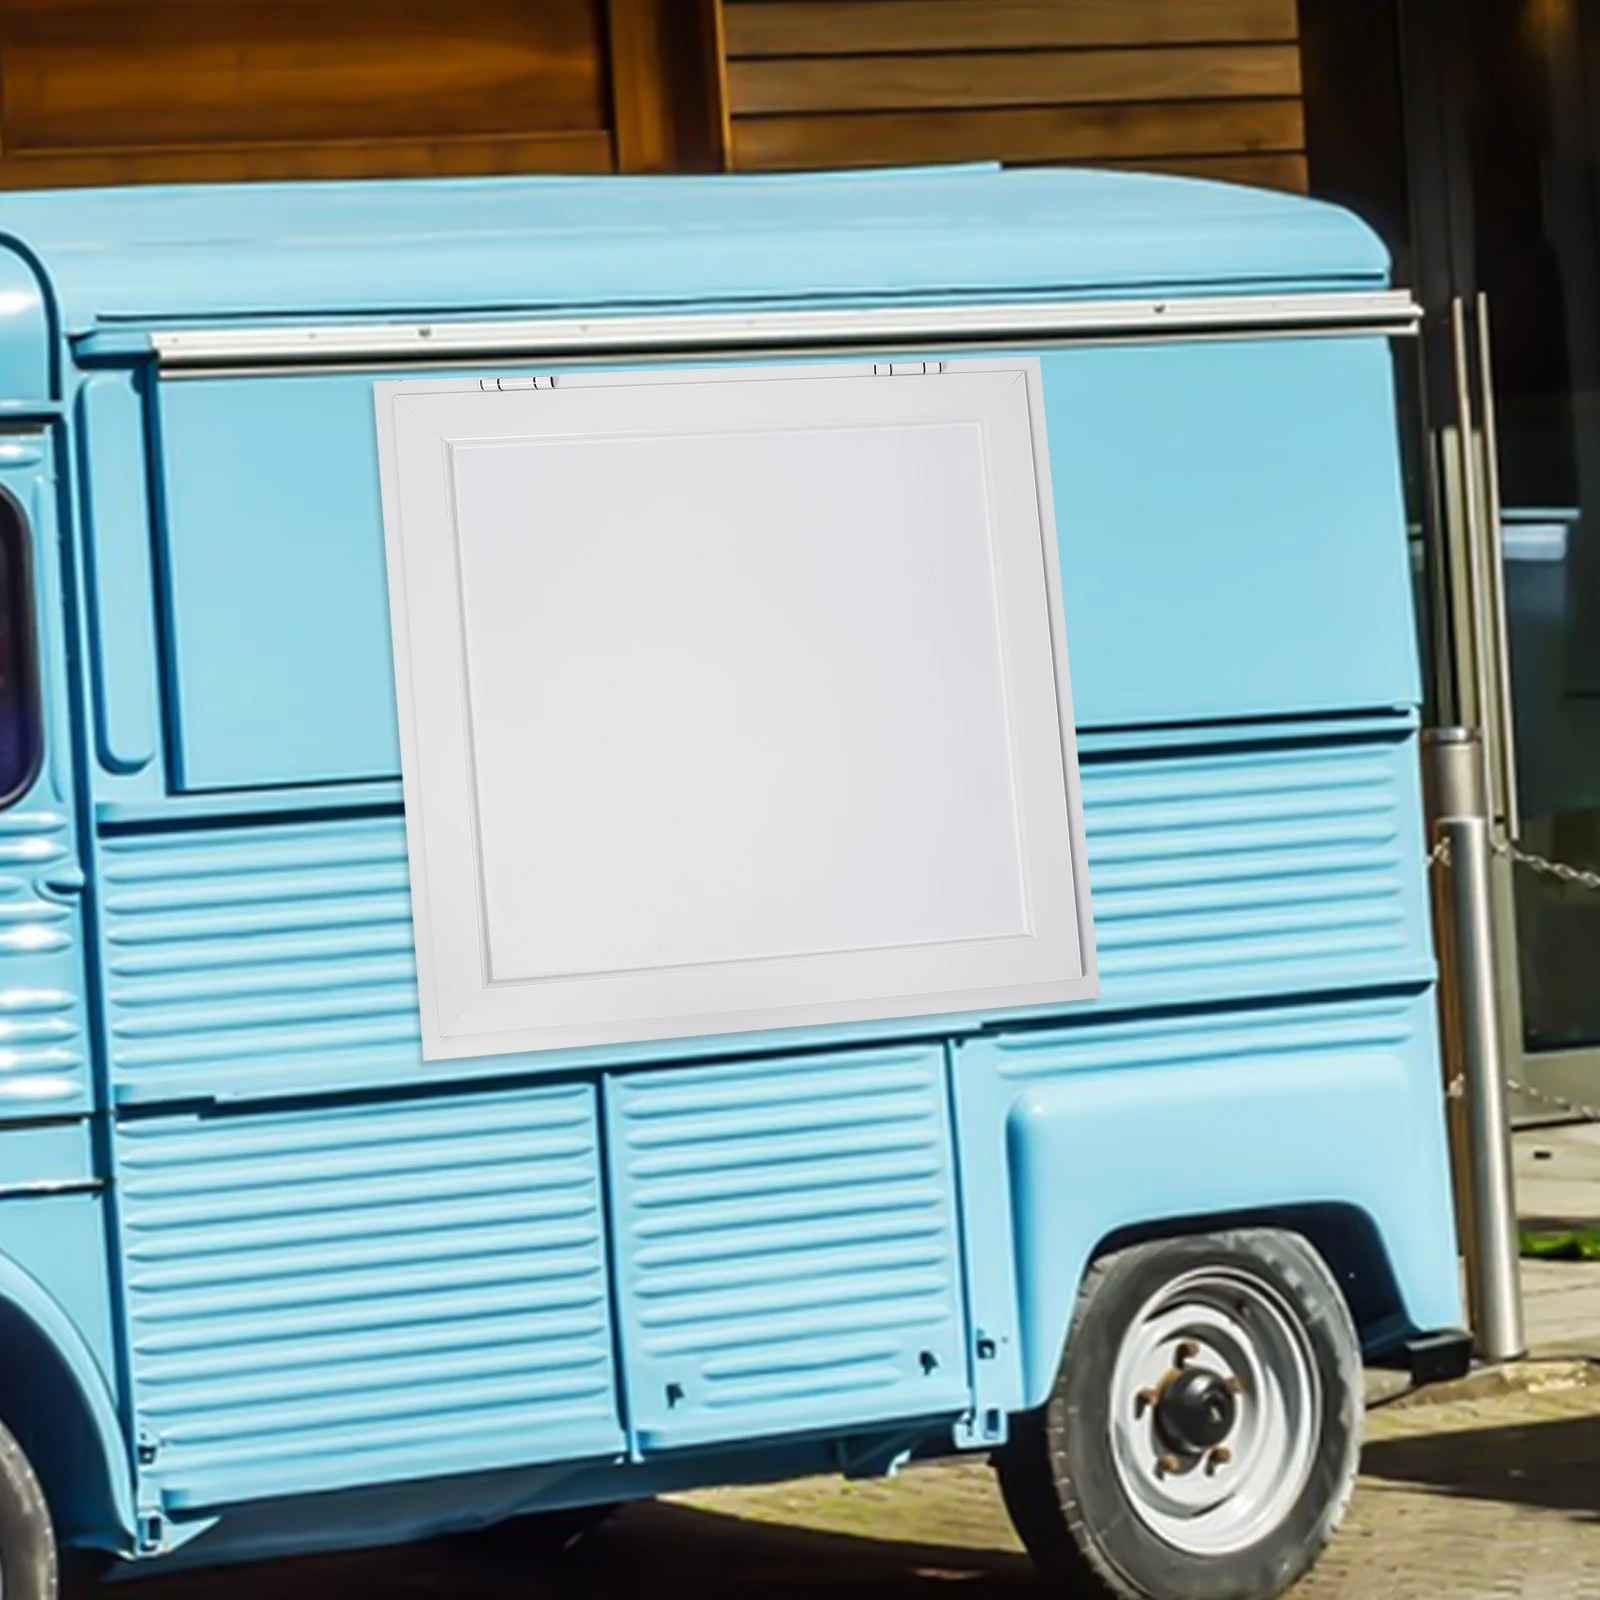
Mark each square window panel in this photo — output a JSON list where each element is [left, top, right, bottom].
[[376, 359, 1095, 1059]]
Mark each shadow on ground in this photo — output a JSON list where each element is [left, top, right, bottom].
[[68, 1502, 1042, 1599], [1362, 1412, 1600, 1518]]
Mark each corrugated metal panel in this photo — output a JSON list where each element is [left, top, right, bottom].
[[1082, 739, 1430, 1006], [606, 1045, 970, 1451], [117, 1083, 623, 1510], [984, 991, 1421, 1081], [98, 818, 423, 1103], [0, 807, 90, 1115]]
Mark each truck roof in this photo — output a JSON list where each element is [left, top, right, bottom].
[[0, 163, 1388, 331]]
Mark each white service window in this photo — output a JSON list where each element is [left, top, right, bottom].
[[376, 358, 1094, 1059]]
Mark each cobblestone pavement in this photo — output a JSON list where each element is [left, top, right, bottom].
[[74, 1364, 1600, 1600]]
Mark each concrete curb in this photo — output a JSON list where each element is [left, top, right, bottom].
[[1374, 1356, 1600, 1411]]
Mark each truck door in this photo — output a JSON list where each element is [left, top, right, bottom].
[[0, 424, 112, 1399], [0, 438, 93, 1126]]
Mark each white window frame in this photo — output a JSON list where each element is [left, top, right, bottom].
[[376, 357, 1096, 1060]]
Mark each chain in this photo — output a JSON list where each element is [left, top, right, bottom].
[[1426, 830, 1600, 893], [1502, 1074, 1600, 1124], [1427, 828, 1600, 1123], [1494, 835, 1600, 895]]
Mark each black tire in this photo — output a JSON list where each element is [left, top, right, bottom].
[[994, 1228, 1361, 1600], [0, 1419, 56, 1600]]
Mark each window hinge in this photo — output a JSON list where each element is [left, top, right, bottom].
[[479, 375, 555, 391], [872, 361, 944, 377]]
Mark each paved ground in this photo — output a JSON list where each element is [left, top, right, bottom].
[[1517, 1121, 1600, 1237], [1518, 1123, 1600, 1356]]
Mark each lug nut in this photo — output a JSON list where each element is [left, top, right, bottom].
[[1134, 1387, 1158, 1417], [1175, 1340, 1200, 1366], [1156, 1454, 1182, 1477], [1206, 1446, 1233, 1474]]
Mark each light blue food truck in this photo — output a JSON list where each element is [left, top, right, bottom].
[[0, 164, 1462, 1600]]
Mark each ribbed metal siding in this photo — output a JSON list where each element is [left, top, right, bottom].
[[0, 807, 90, 1115], [1081, 738, 1430, 1006], [98, 819, 425, 1104], [117, 1084, 623, 1510], [606, 1045, 970, 1451], [985, 992, 1422, 1082]]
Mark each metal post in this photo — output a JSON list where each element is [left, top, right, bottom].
[[1424, 726, 1526, 1361]]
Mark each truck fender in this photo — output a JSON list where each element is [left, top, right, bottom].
[[1005, 1038, 1462, 1410], [0, 1252, 135, 1546]]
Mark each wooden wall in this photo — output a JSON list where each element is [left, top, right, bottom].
[[722, 0, 1308, 191], [0, 0, 1307, 193], [0, 0, 724, 187]]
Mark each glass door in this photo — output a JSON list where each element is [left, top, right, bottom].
[[1407, 0, 1600, 1117]]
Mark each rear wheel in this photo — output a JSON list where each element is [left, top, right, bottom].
[[995, 1229, 1361, 1600], [0, 1419, 55, 1599]]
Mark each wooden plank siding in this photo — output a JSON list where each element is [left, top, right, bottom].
[[0, 1, 1304, 191], [724, 0, 1309, 192], [0, 0, 725, 188]]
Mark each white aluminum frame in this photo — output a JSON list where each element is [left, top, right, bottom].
[[376, 357, 1096, 1060], [157, 290, 1421, 372]]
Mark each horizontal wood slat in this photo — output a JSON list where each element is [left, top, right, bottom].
[[1, 2, 610, 150], [731, 98, 1306, 173], [0, 132, 616, 190], [1104, 151, 1309, 191], [729, 44, 1301, 115], [724, 0, 1301, 56]]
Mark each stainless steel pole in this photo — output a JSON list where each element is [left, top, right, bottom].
[[1424, 726, 1526, 1361]]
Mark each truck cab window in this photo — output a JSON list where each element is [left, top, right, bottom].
[[0, 496, 40, 806]]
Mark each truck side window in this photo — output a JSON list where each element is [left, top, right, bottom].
[[0, 495, 40, 806]]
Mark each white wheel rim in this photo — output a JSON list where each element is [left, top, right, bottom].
[[1106, 1266, 1322, 1558]]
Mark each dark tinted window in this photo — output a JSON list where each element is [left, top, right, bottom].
[[0, 498, 40, 805]]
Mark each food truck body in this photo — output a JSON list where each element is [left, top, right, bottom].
[[0, 166, 1461, 1600]]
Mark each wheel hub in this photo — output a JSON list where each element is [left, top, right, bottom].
[[1154, 1367, 1238, 1455], [1107, 1267, 1324, 1557]]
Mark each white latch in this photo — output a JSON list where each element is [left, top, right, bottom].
[[872, 361, 944, 376], [479, 375, 556, 391]]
